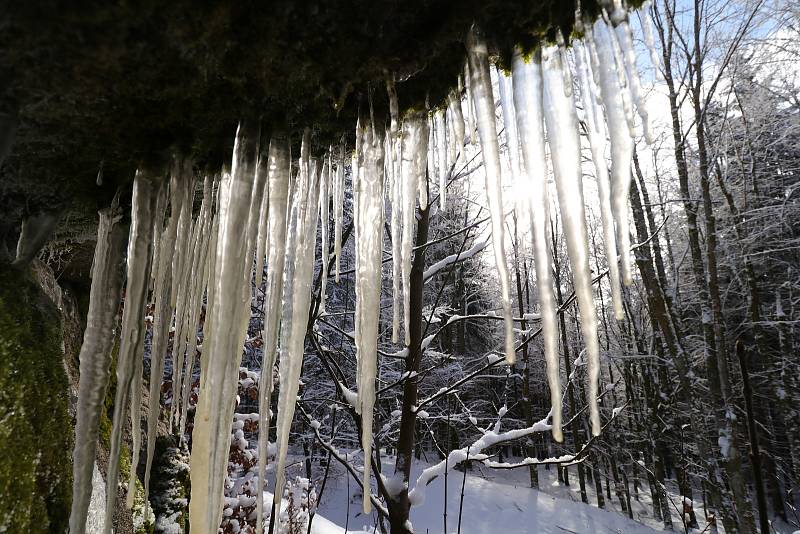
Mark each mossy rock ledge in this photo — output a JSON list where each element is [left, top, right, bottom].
[[0, 267, 72, 532]]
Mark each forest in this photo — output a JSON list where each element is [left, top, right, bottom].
[[0, 0, 798, 533]]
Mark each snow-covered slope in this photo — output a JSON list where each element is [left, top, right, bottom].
[[312, 457, 658, 534]]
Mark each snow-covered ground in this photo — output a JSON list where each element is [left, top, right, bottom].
[[304, 456, 659, 533]]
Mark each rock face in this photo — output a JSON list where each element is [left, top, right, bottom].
[[0, 267, 72, 532], [0, 0, 612, 256]]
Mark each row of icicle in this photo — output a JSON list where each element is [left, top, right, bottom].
[[68, 1, 657, 531]]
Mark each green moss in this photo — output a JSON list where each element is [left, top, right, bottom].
[[0, 267, 72, 533]]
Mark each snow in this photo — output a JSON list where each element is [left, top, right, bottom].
[[313, 456, 658, 534], [466, 26, 516, 365], [422, 235, 490, 282]]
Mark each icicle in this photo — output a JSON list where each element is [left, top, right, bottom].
[[180, 176, 215, 436], [640, 2, 663, 82], [541, 44, 601, 436], [333, 145, 345, 282], [511, 48, 563, 442], [435, 109, 448, 210], [69, 205, 128, 534], [419, 116, 430, 211], [497, 68, 525, 217], [273, 135, 321, 517], [149, 184, 167, 293], [255, 131, 292, 534], [400, 112, 428, 346], [252, 139, 273, 288], [593, 21, 635, 287], [446, 105, 456, 169], [140, 161, 189, 508], [448, 89, 466, 156], [102, 170, 162, 533], [170, 176, 199, 430], [189, 120, 260, 534], [319, 155, 331, 313], [466, 25, 516, 365], [353, 122, 385, 513], [170, 168, 193, 307], [387, 80, 403, 344], [464, 62, 477, 145], [575, 41, 625, 321], [611, 14, 653, 144]]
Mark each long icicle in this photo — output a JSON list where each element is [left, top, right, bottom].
[[256, 132, 292, 533], [387, 79, 402, 344], [180, 175, 215, 436], [466, 25, 516, 365], [400, 112, 427, 346], [593, 20, 635, 287], [354, 122, 385, 513], [511, 48, 563, 442], [170, 176, 198, 430], [333, 144, 345, 282], [608, 6, 653, 144], [541, 44, 601, 436], [189, 120, 260, 534], [141, 159, 189, 507], [69, 204, 128, 534], [435, 109, 447, 210], [273, 134, 321, 518], [103, 169, 161, 533], [575, 40, 625, 320], [497, 68, 525, 221], [319, 154, 331, 314]]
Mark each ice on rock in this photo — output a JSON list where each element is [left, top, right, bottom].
[[353, 121, 385, 513], [541, 44, 601, 437], [510, 47, 563, 442], [69, 204, 129, 534], [273, 131, 321, 518], [256, 132, 292, 533], [189, 120, 260, 534], [574, 41, 624, 320], [103, 171, 163, 534], [592, 20, 635, 286], [466, 25, 516, 365]]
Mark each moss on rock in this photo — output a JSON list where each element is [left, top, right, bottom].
[[0, 267, 72, 532]]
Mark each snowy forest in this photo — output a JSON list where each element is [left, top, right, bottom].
[[0, 0, 799, 533]]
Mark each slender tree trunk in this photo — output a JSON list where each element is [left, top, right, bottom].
[[389, 203, 430, 534]]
